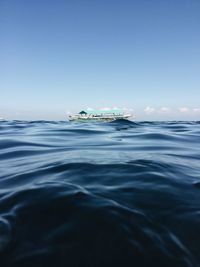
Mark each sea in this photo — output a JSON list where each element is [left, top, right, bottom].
[[0, 120, 200, 267]]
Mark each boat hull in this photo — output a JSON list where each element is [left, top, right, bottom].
[[68, 115, 131, 122]]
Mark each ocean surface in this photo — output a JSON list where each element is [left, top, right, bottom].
[[0, 120, 200, 267]]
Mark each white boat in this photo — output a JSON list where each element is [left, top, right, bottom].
[[68, 109, 132, 122]]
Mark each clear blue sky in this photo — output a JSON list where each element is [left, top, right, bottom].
[[1, 0, 200, 120]]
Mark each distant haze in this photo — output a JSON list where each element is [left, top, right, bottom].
[[1, 0, 200, 120]]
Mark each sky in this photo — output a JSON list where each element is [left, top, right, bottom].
[[1, 0, 200, 120]]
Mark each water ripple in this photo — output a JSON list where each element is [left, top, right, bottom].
[[0, 120, 200, 266]]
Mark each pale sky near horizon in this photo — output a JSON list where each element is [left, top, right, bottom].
[[1, 0, 200, 120]]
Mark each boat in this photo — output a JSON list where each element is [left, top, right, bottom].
[[68, 109, 132, 121]]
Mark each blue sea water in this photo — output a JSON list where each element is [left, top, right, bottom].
[[0, 120, 200, 267]]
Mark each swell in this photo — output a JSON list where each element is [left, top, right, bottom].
[[0, 121, 200, 267], [0, 179, 199, 267]]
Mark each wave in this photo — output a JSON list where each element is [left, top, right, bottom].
[[0, 121, 200, 266]]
